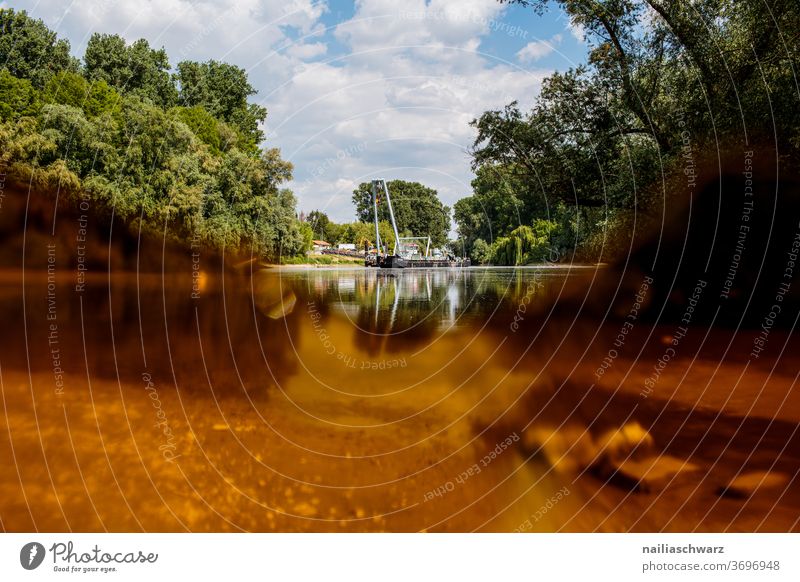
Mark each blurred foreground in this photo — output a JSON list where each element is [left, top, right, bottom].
[[0, 266, 798, 532]]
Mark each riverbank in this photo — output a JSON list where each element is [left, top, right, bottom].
[[280, 255, 365, 266]]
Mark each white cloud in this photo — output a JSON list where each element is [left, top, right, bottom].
[[286, 42, 328, 59], [272, 56, 547, 221], [268, 0, 551, 221], [10, 0, 325, 70], [334, 0, 509, 56], [516, 34, 562, 63]]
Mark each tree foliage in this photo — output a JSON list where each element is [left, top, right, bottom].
[[306, 210, 332, 241], [0, 70, 40, 120], [42, 71, 121, 117], [0, 9, 76, 87], [0, 8, 305, 260], [175, 60, 266, 149], [84, 33, 177, 108], [459, 0, 800, 264], [470, 238, 492, 265], [351, 180, 451, 247], [489, 221, 560, 265], [302, 210, 399, 251]]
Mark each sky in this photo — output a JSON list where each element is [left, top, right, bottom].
[[3, 0, 590, 224]]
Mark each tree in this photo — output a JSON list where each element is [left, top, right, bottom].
[[471, 68, 660, 210], [306, 210, 331, 241], [84, 34, 177, 108], [489, 221, 560, 265], [469, 0, 800, 261], [337, 221, 374, 248], [500, 0, 800, 154], [175, 60, 266, 148], [0, 9, 76, 87], [0, 70, 40, 120], [171, 106, 222, 154], [351, 180, 451, 246], [42, 71, 121, 117], [38, 104, 111, 177], [502, 0, 670, 150], [326, 221, 344, 244], [377, 220, 397, 252], [454, 163, 541, 253], [0, 11, 306, 262], [298, 221, 314, 253], [471, 238, 492, 265]]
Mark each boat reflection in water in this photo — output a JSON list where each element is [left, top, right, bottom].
[[1, 265, 799, 532]]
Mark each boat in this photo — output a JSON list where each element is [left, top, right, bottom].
[[366, 179, 471, 269]]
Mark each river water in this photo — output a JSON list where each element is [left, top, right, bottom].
[[1, 266, 798, 531]]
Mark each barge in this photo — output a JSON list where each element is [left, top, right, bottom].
[[366, 179, 471, 269]]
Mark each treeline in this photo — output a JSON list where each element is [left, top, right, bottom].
[[304, 179, 452, 251], [0, 9, 309, 259], [304, 210, 399, 251], [456, 0, 800, 265]]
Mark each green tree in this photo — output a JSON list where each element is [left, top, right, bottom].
[[298, 221, 314, 253], [175, 60, 266, 148], [500, 0, 800, 158], [42, 71, 121, 117], [338, 221, 374, 248], [171, 106, 222, 153], [0, 9, 76, 87], [84, 34, 177, 108], [306, 210, 331, 241], [325, 221, 344, 244], [0, 71, 302, 263], [468, 0, 800, 261], [0, 70, 40, 120], [377, 220, 397, 252], [352, 180, 451, 246], [489, 221, 559, 265], [38, 104, 112, 177], [453, 164, 544, 253], [471, 238, 492, 265]]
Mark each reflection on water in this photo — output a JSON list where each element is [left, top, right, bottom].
[[283, 267, 560, 353], [1, 266, 799, 532]]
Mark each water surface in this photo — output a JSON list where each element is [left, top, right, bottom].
[[1, 266, 798, 531]]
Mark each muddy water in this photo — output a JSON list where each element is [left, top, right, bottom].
[[1, 266, 799, 532]]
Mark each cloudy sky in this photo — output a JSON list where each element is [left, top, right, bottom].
[[3, 0, 589, 223]]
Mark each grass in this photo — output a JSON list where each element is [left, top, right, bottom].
[[279, 254, 365, 266]]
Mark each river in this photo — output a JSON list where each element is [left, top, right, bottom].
[[1, 266, 798, 531]]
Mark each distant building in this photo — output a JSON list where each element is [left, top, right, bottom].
[[312, 240, 331, 252], [338, 243, 356, 251]]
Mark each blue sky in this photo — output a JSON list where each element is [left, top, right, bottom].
[[3, 0, 590, 224]]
